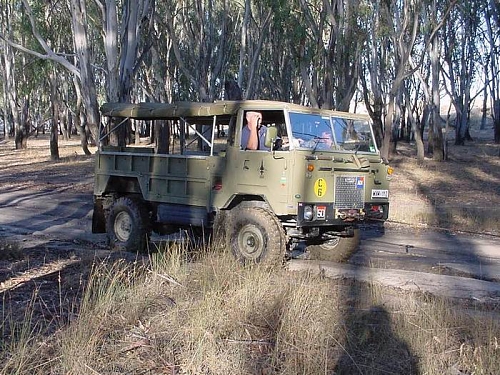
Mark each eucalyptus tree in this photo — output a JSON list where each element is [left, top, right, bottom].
[[237, 0, 273, 99], [42, 1, 78, 159], [442, 1, 483, 146], [270, 0, 363, 110], [68, 0, 100, 149], [382, 0, 421, 159], [1, 0, 158, 149], [403, 70, 427, 160], [253, 0, 300, 102], [0, 0, 101, 152], [322, 0, 364, 111], [0, 0, 61, 150], [359, 0, 422, 159], [138, 1, 175, 104], [0, 63, 6, 139], [361, 0, 457, 161], [93, 0, 156, 146], [261, 0, 322, 105], [162, 0, 237, 102], [137, 3, 176, 152], [406, 0, 457, 161], [485, 0, 500, 143], [256, 1, 299, 102], [408, 52, 431, 161], [359, 0, 385, 150], [424, 0, 459, 161], [0, 0, 24, 147]]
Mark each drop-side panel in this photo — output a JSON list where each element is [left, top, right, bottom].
[[96, 150, 212, 207], [146, 155, 210, 206]]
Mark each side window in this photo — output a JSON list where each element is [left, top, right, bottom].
[[240, 110, 287, 151], [180, 115, 234, 155], [182, 118, 212, 155], [213, 115, 233, 154]]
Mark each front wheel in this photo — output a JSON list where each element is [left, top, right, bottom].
[[306, 229, 360, 262], [228, 207, 285, 266], [106, 197, 150, 252]]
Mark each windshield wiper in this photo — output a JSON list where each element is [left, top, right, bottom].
[[293, 132, 329, 150], [312, 136, 329, 153]]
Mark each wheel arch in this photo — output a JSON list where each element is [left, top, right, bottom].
[[223, 194, 270, 211], [103, 176, 144, 196]]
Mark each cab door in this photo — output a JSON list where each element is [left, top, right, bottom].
[[240, 148, 290, 207]]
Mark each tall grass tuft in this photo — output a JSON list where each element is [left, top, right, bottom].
[[1, 291, 44, 375]]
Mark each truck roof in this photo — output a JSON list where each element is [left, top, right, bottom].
[[100, 100, 370, 121]]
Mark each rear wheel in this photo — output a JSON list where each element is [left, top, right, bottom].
[[106, 197, 150, 252], [228, 207, 285, 265], [306, 229, 360, 262]]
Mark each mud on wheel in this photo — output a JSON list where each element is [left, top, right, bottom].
[[212, 210, 228, 244], [306, 228, 360, 262], [106, 196, 150, 252], [228, 206, 286, 265]]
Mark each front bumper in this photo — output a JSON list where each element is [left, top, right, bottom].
[[296, 202, 389, 227]]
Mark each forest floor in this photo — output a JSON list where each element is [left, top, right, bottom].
[[389, 125, 500, 235]]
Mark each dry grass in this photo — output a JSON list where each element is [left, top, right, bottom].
[[1, 244, 498, 374]]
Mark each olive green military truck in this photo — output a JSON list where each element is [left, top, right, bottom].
[[92, 100, 393, 263]]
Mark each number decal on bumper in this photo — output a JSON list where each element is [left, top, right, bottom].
[[371, 189, 389, 198], [316, 205, 326, 219]]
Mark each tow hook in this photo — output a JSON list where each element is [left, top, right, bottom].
[[337, 209, 365, 221]]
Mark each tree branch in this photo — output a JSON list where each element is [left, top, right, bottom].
[[0, 0, 81, 79]]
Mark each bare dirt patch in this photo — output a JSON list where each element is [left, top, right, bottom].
[[0, 137, 96, 193], [388, 130, 500, 235]]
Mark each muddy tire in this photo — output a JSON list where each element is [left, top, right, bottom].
[[212, 210, 229, 243], [106, 197, 150, 252], [228, 207, 285, 265], [306, 229, 360, 262]]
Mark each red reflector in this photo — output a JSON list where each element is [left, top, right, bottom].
[[213, 183, 223, 191]]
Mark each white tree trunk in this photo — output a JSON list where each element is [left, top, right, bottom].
[[69, 0, 100, 145]]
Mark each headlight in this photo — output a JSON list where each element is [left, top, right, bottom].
[[303, 205, 313, 221]]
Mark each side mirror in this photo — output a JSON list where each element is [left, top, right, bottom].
[[264, 126, 278, 149]]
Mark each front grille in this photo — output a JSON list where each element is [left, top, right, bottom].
[[334, 176, 365, 209]]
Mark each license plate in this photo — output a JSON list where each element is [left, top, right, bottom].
[[316, 205, 326, 219], [371, 189, 389, 198]]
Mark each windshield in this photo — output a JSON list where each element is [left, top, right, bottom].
[[288, 111, 378, 153], [332, 117, 377, 153], [289, 112, 334, 150]]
